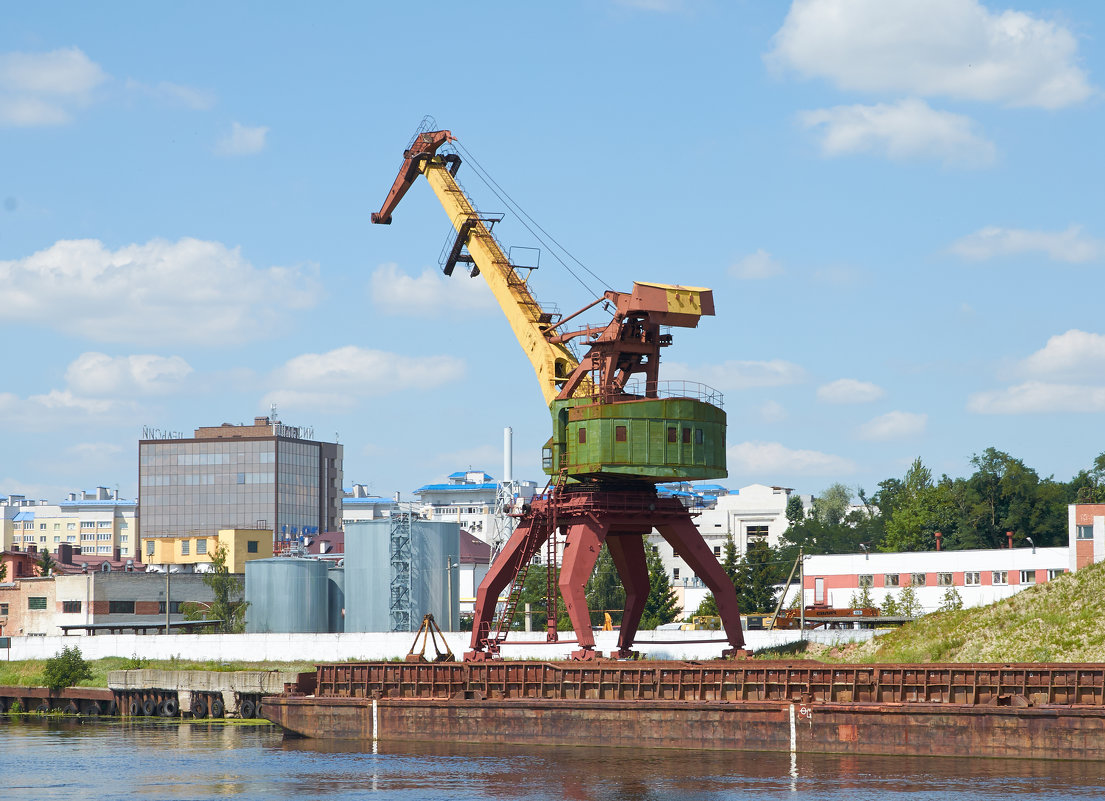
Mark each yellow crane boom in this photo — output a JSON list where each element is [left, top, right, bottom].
[[372, 128, 584, 405]]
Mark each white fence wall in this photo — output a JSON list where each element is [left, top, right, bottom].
[[3, 628, 875, 663]]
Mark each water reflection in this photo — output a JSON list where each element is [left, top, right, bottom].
[[0, 717, 1102, 800]]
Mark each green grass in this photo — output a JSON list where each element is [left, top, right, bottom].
[[805, 559, 1105, 664], [0, 658, 318, 689]]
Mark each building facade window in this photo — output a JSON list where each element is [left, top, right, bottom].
[[615, 425, 627, 442], [196, 539, 206, 554], [181, 540, 190, 555], [28, 597, 47, 610], [937, 572, 954, 586], [1048, 569, 1063, 580], [108, 600, 135, 614], [858, 574, 873, 588], [746, 525, 769, 541], [157, 601, 182, 614], [885, 574, 900, 587], [910, 573, 927, 586], [0, 603, 7, 615], [146, 541, 155, 556], [1020, 570, 1037, 584], [965, 572, 981, 585], [62, 600, 81, 614], [247, 540, 259, 554], [993, 571, 1008, 585], [713, 546, 721, 557], [673, 567, 680, 581], [578, 428, 587, 444], [1077, 525, 1094, 540]]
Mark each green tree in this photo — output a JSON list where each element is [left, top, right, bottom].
[[640, 546, 679, 629], [585, 544, 625, 625], [849, 585, 874, 609], [42, 646, 93, 693], [785, 494, 806, 527], [882, 458, 960, 552], [737, 540, 779, 613], [202, 544, 248, 633], [897, 583, 922, 617], [812, 483, 852, 526], [721, 534, 739, 582], [880, 592, 900, 616], [938, 586, 963, 612], [693, 593, 718, 618], [36, 548, 56, 577], [0, 561, 6, 582]]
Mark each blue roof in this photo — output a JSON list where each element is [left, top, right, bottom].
[[447, 470, 494, 482], [344, 497, 395, 505], [415, 482, 499, 494], [13, 511, 34, 521]]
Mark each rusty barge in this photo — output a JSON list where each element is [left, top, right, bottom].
[[263, 660, 1105, 761]]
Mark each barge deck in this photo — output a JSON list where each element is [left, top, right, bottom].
[[263, 660, 1105, 760]]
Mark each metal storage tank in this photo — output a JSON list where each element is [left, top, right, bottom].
[[327, 566, 345, 633], [245, 557, 330, 633], [344, 517, 460, 632]]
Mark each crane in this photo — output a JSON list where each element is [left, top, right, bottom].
[[373, 121, 746, 660]]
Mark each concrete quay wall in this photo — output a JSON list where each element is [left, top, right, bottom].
[[3, 628, 875, 662]]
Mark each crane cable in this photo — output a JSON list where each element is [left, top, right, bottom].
[[451, 139, 609, 304]]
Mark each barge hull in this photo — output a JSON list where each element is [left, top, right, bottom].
[[264, 694, 1105, 760], [265, 660, 1105, 760]]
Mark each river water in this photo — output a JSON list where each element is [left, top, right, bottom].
[[1, 719, 1103, 800]]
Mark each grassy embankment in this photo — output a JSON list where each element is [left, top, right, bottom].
[[0, 658, 318, 689], [763, 558, 1105, 664]]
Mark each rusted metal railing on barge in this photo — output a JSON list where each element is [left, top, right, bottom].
[[309, 662, 1105, 707]]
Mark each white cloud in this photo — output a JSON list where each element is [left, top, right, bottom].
[[0, 47, 108, 126], [0, 389, 132, 431], [759, 400, 788, 423], [215, 122, 269, 156], [950, 225, 1105, 263], [1019, 330, 1105, 379], [265, 345, 466, 412], [728, 441, 856, 476], [125, 78, 215, 111], [768, 0, 1093, 109], [370, 262, 495, 316], [64, 353, 193, 397], [800, 99, 995, 167], [0, 237, 319, 346], [666, 359, 806, 390], [968, 381, 1105, 414], [858, 410, 927, 440], [817, 378, 885, 404], [730, 249, 783, 280]]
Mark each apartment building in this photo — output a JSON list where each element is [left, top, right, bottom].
[[2, 488, 137, 560]]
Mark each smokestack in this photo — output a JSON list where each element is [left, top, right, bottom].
[[1007, 531, 1013, 549], [934, 532, 942, 551], [503, 427, 513, 484]]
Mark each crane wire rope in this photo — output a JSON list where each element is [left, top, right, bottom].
[[451, 139, 609, 304]]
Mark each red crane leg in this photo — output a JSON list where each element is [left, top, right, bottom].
[[606, 533, 649, 657], [656, 518, 746, 651], [468, 516, 549, 654], [557, 518, 608, 658]]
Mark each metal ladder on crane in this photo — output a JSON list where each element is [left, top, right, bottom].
[[487, 469, 569, 648]]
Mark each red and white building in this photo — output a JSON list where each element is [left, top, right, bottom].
[[796, 547, 1069, 614], [1070, 504, 1105, 570]]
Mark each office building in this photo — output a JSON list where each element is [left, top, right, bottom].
[[138, 416, 342, 556]]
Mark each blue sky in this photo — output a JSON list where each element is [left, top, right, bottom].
[[1, 0, 1103, 504]]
